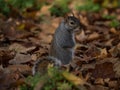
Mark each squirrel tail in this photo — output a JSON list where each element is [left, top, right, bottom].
[[32, 56, 61, 75]]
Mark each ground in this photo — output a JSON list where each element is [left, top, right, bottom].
[[0, 0, 120, 90]]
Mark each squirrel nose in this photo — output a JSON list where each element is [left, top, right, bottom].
[[74, 27, 80, 32]]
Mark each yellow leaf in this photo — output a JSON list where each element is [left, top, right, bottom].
[[62, 71, 86, 86], [17, 23, 25, 30]]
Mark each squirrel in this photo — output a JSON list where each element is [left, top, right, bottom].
[[32, 14, 84, 75], [49, 15, 83, 64]]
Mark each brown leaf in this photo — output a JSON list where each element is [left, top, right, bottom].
[[9, 43, 27, 53], [0, 71, 23, 90], [109, 43, 120, 57], [81, 63, 95, 71], [97, 48, 108, 59], [28, 37, 42, 45], [36, 5, 51, 17], [113, 59, 120, 78], [34, 48, 48, 58], [76, 30, 87, 42], [17, 20, 37, 31], [0, 49, 15, 67], [31, 54, 37, 61], [0, 18, 33, 40], [34, 80, 46, 90], [105, 39, 113, 46], [9, 53, 31, 64], [23, 10, 37, 19], [39, 17, 60, 35], [5, 65, 31, 74], [51, 17, 61, 29], [88, 85, 109, 90], [108, 80, 118, 89], [40, 23, 56, 34], [110, 28, 117, 34], [94, 78, 104, 85], [85, 44, 100, 58], [87, 32, 100, 41], [38, 32, 52, 44], [91, 62, 115, 79]]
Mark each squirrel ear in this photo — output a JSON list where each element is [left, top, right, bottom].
[[64, 13, 68, 19], [71, 11, 75, 17], [64, 10, 75, 18], [76, 11, 80, 20], [67, 11, 75, 17], [63, 14, 69, 22]]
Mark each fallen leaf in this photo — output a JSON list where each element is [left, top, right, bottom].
[[88, 85, 109, 90], [104, 78, 110, 84], [23, 10, 37, 19], [40, 23, 56, 34], [94, 78, 104, 85], [9, 53, 31, 64], [0, 49, 15, 67], [76, 30, 87, 42], [85, 44, 100, 58], [113, 60, 120, 78], [105, 39, 113, 46], [38, 32, 52, 44], [36, 5, 51, 17], [0, 18, 34, 40], [23, 46, 37, 54], [110, 28, 117, 34], [81, 63, 95, 71], [5, 65, 31, 74], [62, 71, 86, 86], [109, 43, 120, 57], [87, 32, 100, 41], [31, 54, 37, 61], [108, 80, 118, 88], [91, 62, 115, 79], [98, 48, 108, 58], [0, 71, 23, 90], [9, 43, 27, 53], [34, 80, 46, 90], [51, 17, 61, 28], [34, 48, 48, 58]]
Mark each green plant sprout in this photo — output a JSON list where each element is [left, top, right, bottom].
[[76, 0, 101, 12], [49, 0, 70, 16]]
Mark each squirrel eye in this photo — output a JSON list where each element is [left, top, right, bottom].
[[70, 21, 75, 25]]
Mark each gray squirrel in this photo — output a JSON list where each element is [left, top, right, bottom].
[[50, 15, 83, 64], [32, 14, 84, 75]]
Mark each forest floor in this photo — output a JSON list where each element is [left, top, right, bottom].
[[0, 1, 120, 90]]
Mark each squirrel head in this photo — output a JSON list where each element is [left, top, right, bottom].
[[64, 14, 85, 32]]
